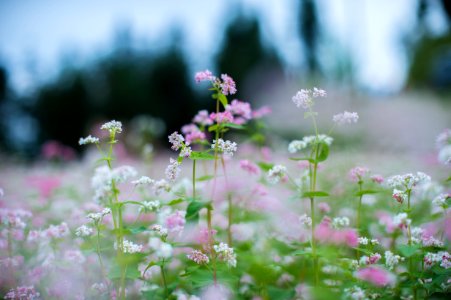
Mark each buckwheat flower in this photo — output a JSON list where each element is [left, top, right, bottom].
[[116, 239, 143, 254], [64, 250, 86, 264], [140, 201, 160, 213], [288, 140, 307, 153], [153, 179, 171, 195], [195, 69, 215, 83], [318, 202, 330, 213], [87, 212, 103, 223], [239, 160, 259, 175], [358, 237, 369, 245], [332, 216, 350, 228], [267, 164, 287, 184], [180, 146, 192, 158], [165, 210, 186, 233], [436, 128, 451, 148], [220, 74, 237, 95], [132, 176, 154, 187], [344, 286, 366, 300], [187, 250, 210, 264], [193, 110, 213, 126], [4, 286, 40, 300], [332, 111, 359, 125], [411, 227, 424, 243], [369, 253, 382, 264], [209, 111, 234, 124], [370, 239, 379, 245], [371, 174, 384, 184], [354, 266, 395, 287], [42, 222, 70, 239], [185, 131, 206, 144], [292, 89, 313, 109], [387, 172, 431, 190], [112, 165, 137, 183], [165, 158, 181, 182], [393, 213, 411, 229], [75, 225, 93, 237], [252, 105, 272, 118], [349, 166, 369, 182], [422, 236, 444, 247], [100, 120, 122, 134], [433, 193, 449, 209], [101, 207, 111, 216], [312, 87, 327, 98], [303, 134, 333, 146], [299, 214, 312, 227], [424, 252, 451, 268], [214, 242, 237, 268], [157, 242, 173, 258], [91, 283, 108, 294], [211, 139, 238, 156], [150, 224, 168, 237], [168, 132, 185, 151], [438, 145, 451, 165], [226, 99, 252, 120], [79, 135, 99, 145], [392, 189, 407, 204], [384, 251, 404, 270]]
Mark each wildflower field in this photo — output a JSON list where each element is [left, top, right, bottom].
[[0, 71, 450, 300]]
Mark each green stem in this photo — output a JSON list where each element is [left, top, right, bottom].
[[406, 189, 417, 300], [207, 208, 217, 285], [227, 194, 233, 247], [192, 159, 197, 199], [356, 181, 363, 259], [160, 260, 169, 298], [310, 142, 320, 286], [96, 226, 105, 276]]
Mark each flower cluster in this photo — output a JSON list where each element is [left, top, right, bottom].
[[195, 70, 237, 96], [100, 120, 122, 134], [4, 286, 40, 300], [165, 158, 182, 182], [213, 242, 237, 268], [424, 251, 451, 269], [333, 111, 359, 125], [187, 250, 210, 265], [291, 87, 326, 109], [78, 135, 99, 145], [267, 165, 287, 184], [288, 134, 333, 153], [211, 139, 238, 156], [115, 239, 143, 254]]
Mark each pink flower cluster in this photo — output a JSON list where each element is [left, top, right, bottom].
[[355, 267, 395, 287], [314, 217, 358, 247], [348, 166, 369, 182], [165, 210, 186, 233], [4, 286, 40, 300]]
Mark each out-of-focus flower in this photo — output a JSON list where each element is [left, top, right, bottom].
[[354, 266, 395, 287], [100, 120, 122, 134], [165, 158, 181, 182], [348, 166, 369, 182], [211, 139, 238, 156], [267, 165, 287, 184], [195, 70, 215, 83], [239, 160, 259, 175], [219, 74, 237, 95], [78, 135, 99, 145], [214, 242, 237, 268], [333, 111, 359, 125], [187, 250, 210, 265]]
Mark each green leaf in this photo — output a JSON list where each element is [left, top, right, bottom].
[[432, 265, 451, 275], [186, 201, 211, 223], [397, 244, 420, 258], [302, 191, 329, 198], [292, 249, 313, 257], [257, 162, 274, 172], [289, 157, 315, 163], [196, 175, 215, 182], [222, 122, 245, 130], [354, 190, 379, 197], [207, 124, 218, 132], [189, 151, 216, 161], [121, 200, 145, 207], [316, 142, 329, 162], [128, 226, 148, 235], [167, 198, 184, 206], [218, 93, 228, 107]]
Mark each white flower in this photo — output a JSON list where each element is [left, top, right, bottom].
[[165, 158, 181, 182], [101, 120, 122, 134], [79, 135, 99, 145], [433, 193, 449, 209], [288, 140, 307, 153], [153, 179, 171, 195], [180, 146, 192, 158], [313, 87, 327, 98], [299, 214, 312, 227], [116, 239, 143, 254], [132, 176, 154, 187], [140, 201, 160, 213], [332, 111, 359, 125], [358, 237, 369, 245], [211, 139, 238, 156], [292, 89, 313, 109], [150, 224, 168, 237], [267, 165, 286, 184], [75, 225, 93, 237], [332, 216, 350, 228], [157, 242, 173, 258], [393, 213, 411, 229], [385, 251, 404, 270], [214, 242, 237, 268], [168, 132, 185, 151]]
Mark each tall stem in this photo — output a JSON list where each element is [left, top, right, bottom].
[[406, 189, 417, 300], [192, 159, 197, 199], [356, 181, 363, 259], [160, 260, 169, 298], [227, 194, 233, 247], [310, 142, 320, 286], [207, 208, 217, 284]]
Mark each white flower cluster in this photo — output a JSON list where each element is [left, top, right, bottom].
[[436, 129, 451, 165], [332, 216, 350, 229], [424, 251, 451, 269], [75, 225, 93, 237], [41, 222, 70, 239], [101, 120, 122, 134], [140, 201, 160, 213], [165, 158, 181, 182], [358, 237, 379, 246], [214, 242, 237, 268], [422, 236, 444, 248], [79, 135, 99, 145], [344, 286, 367, 300], [150, 224, 168, 237], [91, 165, 137, 202], [291, 87, 326, 109], [432, 193, 449, 209], [168, 132, 185, 151], [393, 213, 411, 229], [87, 208, 111, 224], [267, 165, 287, 184], [115, 239, 143, 254], [387, 172, 431, 190], [384, 251, 404, 270], [332, 111, 359, 125], [288, 134, 333, 154], [132, 176, 154, 187], [299, 214, 312, 227], [211, 139, 238, 156]]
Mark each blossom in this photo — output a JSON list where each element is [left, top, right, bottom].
[[312, 87, 327, 97], [64, 250, 86, 264], [387, 172, 431, 190], [100, 120, 122, 134], [393, 213, 411, 229], [214, 242, 237, 267], [392, 189, 407, 204], [332, 111, 359, 125], [424, 251, 451, 269], [165, 158, 181, 182], [140, 201, 160, 213], [209, 111, 234, 124], [299, 214, 312, 227], [332, 216, 350, 228], [150, 224, 168, 237], [193, 110, 213, 126], [165, 210, 186, 233], [42, 222, 70, 239], [370, 174, 384, 184], [115, 239, 143, 254], [220, 74, 237, 95], [348, 166, 369, 182], [187, 250, 210, 264], [195, 69, 215, 83], [292, 89, 313, 109], [211, 139, 238, 156], [226, 99, 252, 123], [267, 165, 287, 184], [168, 132, 185, 151], [75, 225, 93, 237], [156, 242, 173, 258], [185, 131, 206, 144], [432, 193, 449, 209], [153, 179, 171, 195], [252, 106, 272, 118], [288, 140, 307, 153], [180, 146, 192, 158], [79, 135, 99, 145], [239, 160, 259, 175], [384, 251, 404, 270], [4, 286, 40, 300], [354, 266, 395, 287], [131, 176, 154, 187]]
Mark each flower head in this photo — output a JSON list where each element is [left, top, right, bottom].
[[187, 250, 210, 265], [267, 165, 287, 184], [195, 69, 215, 83], [332, 111, 359, 125], [165, 158, 181, 182], [79, 135, 99, 145], [211, 139, 238, 156], [100, 120, 122, 134], [220, 74, 237, 95]]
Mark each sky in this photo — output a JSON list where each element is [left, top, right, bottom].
[[0, 0, 448, 95]]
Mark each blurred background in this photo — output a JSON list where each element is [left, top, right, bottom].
[[0, 0, 450, 160]]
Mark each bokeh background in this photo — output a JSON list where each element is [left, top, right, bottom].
[[0, 0, 450, 160]]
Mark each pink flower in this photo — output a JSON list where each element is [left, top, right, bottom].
[[314, 217, 358, 247], [239, 160, 260, 175], [355, 266, 395, 287], [41, 140, 75, 161], [318, 202, 330, 214], [209, 111, 234, 124], [193, 110, 213, 126], [165, 210, 186, 233], [220, 74, 237, 95], [185, 131, 206, 144], [226, 99, 252, 121], [195, 69, 215, 83], [371, 175, 384, 184], [348, 166, 369, 182], [252, 106, 272, 118]]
